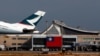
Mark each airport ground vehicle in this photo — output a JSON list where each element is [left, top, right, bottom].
[[0, 44, 5, 51]]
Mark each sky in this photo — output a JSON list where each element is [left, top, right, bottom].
[[0, 0, 100, 32]]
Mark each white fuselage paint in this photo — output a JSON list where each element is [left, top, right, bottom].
[[0, 21, 34, 33]]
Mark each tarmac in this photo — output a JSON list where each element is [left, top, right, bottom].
[[0, 51, 99, 56]]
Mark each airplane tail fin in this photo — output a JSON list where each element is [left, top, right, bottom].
[[20, 10, 46, 26]]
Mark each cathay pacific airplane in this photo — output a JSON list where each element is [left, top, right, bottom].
[[0, 10, 46, 33]]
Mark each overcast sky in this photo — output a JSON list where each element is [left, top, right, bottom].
[[0, 0, 100, 32]]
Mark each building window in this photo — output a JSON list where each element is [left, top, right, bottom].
[[18, 43, 23, 45], [63, 38, 76, 45], [83, 38, 94, 40], [98, 42, 100, 44], [12, 43, 16, 45], [33, 38, 45, 45], [18, 38, 28, 40], [95, 38, 100, 40], [63, 38, 76, 42], [12, 38, 16, 40]]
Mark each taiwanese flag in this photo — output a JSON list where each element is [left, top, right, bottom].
[[46, 36, 62, 47]]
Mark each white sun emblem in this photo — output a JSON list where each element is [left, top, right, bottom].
[[48, 37, 52, 41]]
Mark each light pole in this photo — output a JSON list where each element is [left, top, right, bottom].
[[60, 20, 63, 35], [60, 20, 64, 52], [45, 20, 48, 34], [16, 34, 19, 51], [31, 35, 33, 51]]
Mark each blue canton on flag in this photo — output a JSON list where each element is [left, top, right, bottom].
[[47, 37, 54, 42]]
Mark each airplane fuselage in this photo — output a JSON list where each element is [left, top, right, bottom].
[[0, 21, 34, 33]]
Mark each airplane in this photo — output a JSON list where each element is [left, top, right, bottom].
[[0, 10, 46, 33]]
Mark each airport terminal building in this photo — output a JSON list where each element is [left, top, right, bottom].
[[42, 20, 100, 45], [0, 20, 100, 51]]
